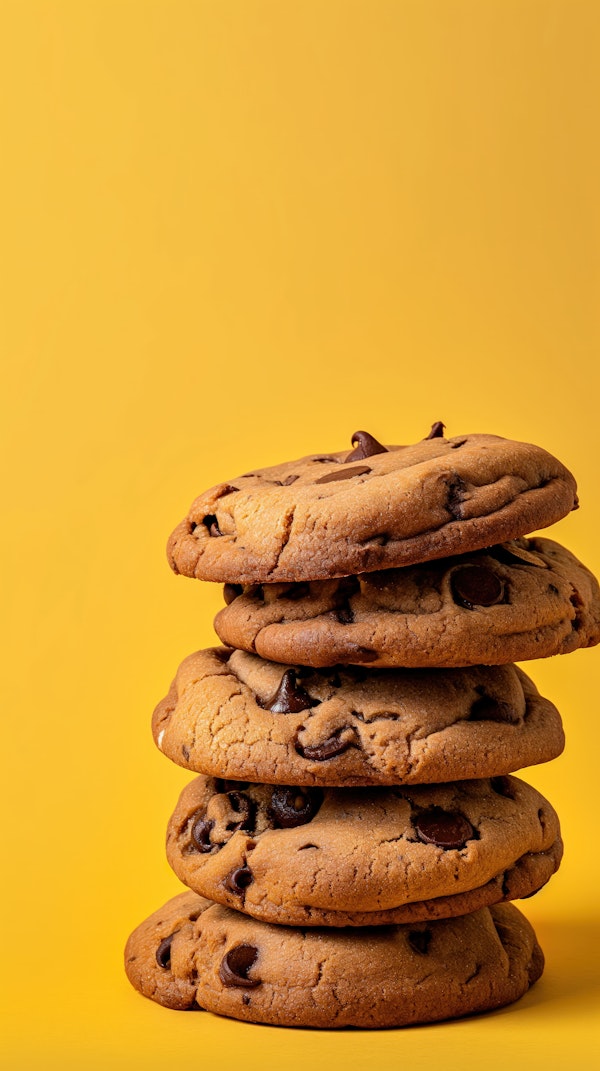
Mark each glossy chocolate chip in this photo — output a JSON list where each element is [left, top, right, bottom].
[[225, 791, 255, 833], [491, 776, 515, 799], [156, 932, 177, 969], [315, 465, 371, 484], [346, 430, 388, 462], [270, 787, 323, 827], [260, 669, 316, 714], [202, 514, 221, 537], [295, 731, 354, 762], [408, 929, 432, 955], [219, 945, 261, 989], [225, 865, 254, 894], [414, 808, 474, 849], [451, 565, 505, 609], [425, 421, 446, 439], [469, 694, 520, 724], [223, 583, 243, 605], [191, 815, 214, 852]]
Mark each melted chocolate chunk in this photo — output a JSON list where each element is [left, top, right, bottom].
[[270, 787, 323, 828], [223, 583, 243, 605], [425, 421, 446, 439], [295, 731, 354, 762], [156, 932, 177, 969], [346, 430, 388, 462], [451, 565, 505, 609], [219, 945, 261, 989], [491, 776, 515, 799], [408, 929, 432, 955], [259, 669, 316, 714], [469, 694, 520, 725], [315, 465, 371, 484], [191, 815, 215, 853], [225, 791, 255, 833], [202, 514, 221, 537], [273, 474, 299, 486], [414, 808, 474, 850], [225, 865, 254, 894]]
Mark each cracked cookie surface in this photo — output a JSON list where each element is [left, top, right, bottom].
[[214, 537, 600, 667], [152, 649, 564, 785], [167, 430, 577, 583], [164, 774, 561, 926], [125, 893, 544, 1027]]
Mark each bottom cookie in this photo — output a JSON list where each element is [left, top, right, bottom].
[[125, 892, 544, 1028]]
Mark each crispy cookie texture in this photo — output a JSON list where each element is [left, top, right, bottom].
[[167, 428, 578, 583], [214, 537, 600, 668], [125, 896, 544, 1027], [152, 649, 564, 786], [164, 774, 561, 926]]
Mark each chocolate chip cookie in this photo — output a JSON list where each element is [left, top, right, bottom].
[[125, 893, 544, 1027], [214, 537, 600, 667], [167, 428, 577, 584], [164, 774, 561, 926], [153, 649, 564, 785]]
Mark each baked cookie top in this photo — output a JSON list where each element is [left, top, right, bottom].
[[125, 894, 544, 1027], [164, 774, 560, 927], [167, 427, 578, 583], [214, 537, 600, 667], [152, 649, 564, 786]]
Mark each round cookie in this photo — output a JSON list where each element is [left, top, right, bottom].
[[165, 774, 561, 926], [125, 893, 544, 1027], [214, 537, 600, 668], [167, 428, 577, 584], [153, 649, 564, 786]]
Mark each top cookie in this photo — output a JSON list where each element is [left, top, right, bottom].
[[167, 427, 577, 584]]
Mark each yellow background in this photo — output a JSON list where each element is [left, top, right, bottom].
[[1, 1, 599, 1068]]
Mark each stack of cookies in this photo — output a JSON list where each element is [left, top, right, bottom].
[[125, 426, 600, 1028]]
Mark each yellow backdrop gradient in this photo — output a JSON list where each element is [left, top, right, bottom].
[[1, 2, 599, 1068]]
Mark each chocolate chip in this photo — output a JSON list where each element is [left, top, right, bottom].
[[315, 465, 371, 484], [259, 669, 316, 714], [278, 582, 310, 601], [446, 476, 466, 519], [273, 474, 299, 486], [181, 745, 190, 761], [156, 932, 177, 969], [450, 439, 467, 449], [469, 694, 520, 725], [217, 485, 239, 497], [490, 776, 515, 799], [219, 945, 261, 989], [345, 430, 387, 462], [335, 605, 354, 624], [548, 584, 559, 595], [191, 815, 214, 853], [451, 565, 505, 609], [202, 514, 221, 537], [414, 808, 474, 850], [408, 929, 432, 955], [223, 583, 243, 605], [215, 779, 250, 793], [225, 791, 255, 833], [425, 421, 446, 439], [270, 787, 323, 827], [312, 456, 339, 463], [295, 730, 354, 762], [225, 865, 254, 894]]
